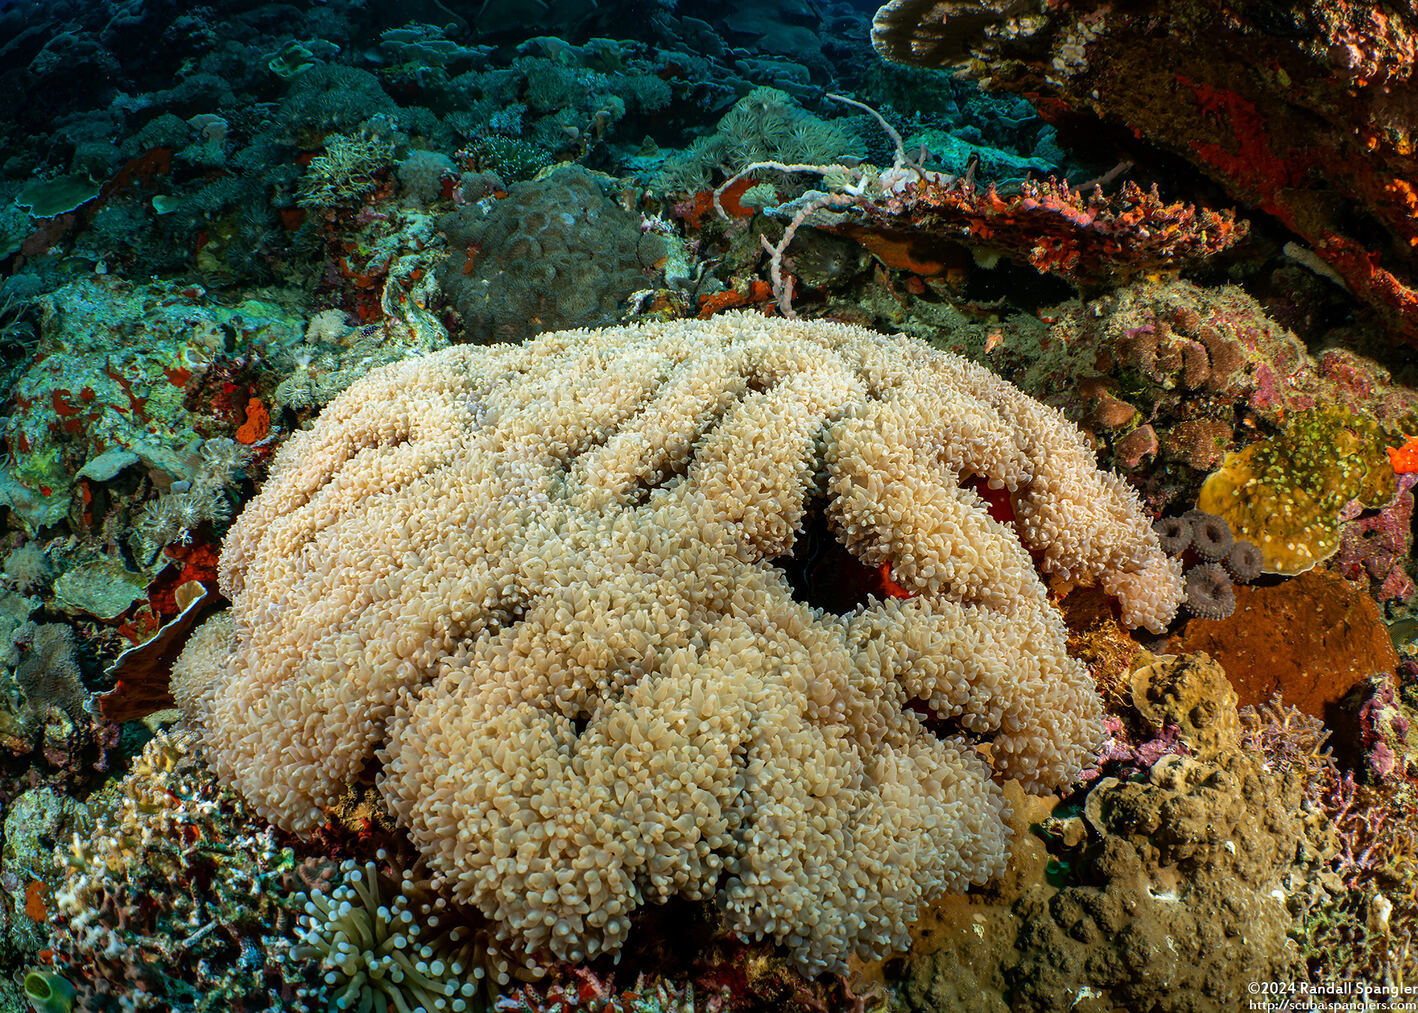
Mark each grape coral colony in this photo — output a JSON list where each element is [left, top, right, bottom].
[[174, 312, 1182, 975]]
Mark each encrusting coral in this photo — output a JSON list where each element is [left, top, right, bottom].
[[1005, 653, 1332, 1011], [1197, 407, 1399, 575], [175, 312, 1182, 975]]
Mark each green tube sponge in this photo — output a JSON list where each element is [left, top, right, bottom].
[[24, 970, 76, 1013]]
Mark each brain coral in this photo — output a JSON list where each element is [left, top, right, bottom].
[[436, 165, 666, 345], [181, 312, 1182, 975]]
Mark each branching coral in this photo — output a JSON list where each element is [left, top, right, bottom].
[[297, 132, 397, 209], [178, 313, 1181, 975], [709, 97, 1245, 319], [1299, 772, 1418, 984], [48, 730, 303, 1012]]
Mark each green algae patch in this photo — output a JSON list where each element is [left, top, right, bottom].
[[1197, 408, 1401, 575]]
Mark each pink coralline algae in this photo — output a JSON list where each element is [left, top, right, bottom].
[[1079, 715, 1188, 782], [1336, 472, 1417, 604], [1357, 670, 1412, 784]]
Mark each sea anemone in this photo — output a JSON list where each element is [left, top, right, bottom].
[[1183, 509, 1233, 561], [1152, 516, 1192, 556], [1224, 539, 1263, 583], [1183, 562, 1236, 621], [291, 851, 505, 1013]]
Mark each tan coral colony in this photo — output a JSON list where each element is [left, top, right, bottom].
[[173, 311, 1183, 974]]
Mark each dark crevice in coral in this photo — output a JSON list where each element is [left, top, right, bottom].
[[772, 496, 883, 615], [906, 697, 991, 745], [624, 453, 694, 509], [616, 416, 705, 510], [963, 258, 1074, 310], [742, 371, 779, 397]]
